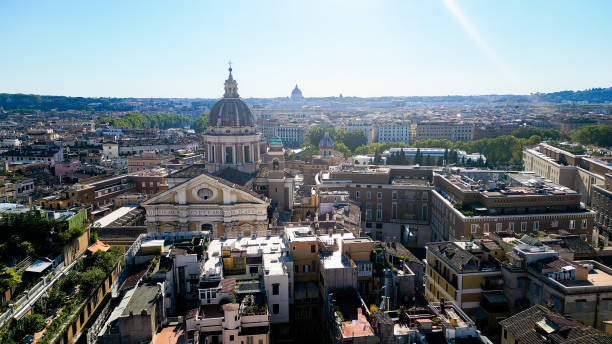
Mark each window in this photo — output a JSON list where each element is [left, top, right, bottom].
[[581, 219, 587, 229], [356, 191, 360, 199], [294, 265, 299, 273], [243, 145, 250, 163], [272, 283, 279, 295], [471, 224, 478, 234], [377, 192, 382, 199], [569, 220, 576, 229], [365, 222, 372, 228], [304, 264, 310, 272], [225, 146, 234, 163], [422, 205, 428, 220], [496, 223, 502, 232], [230, 335, 235, 341], [533, 221, 540, 231], [376, 209, 382, 220], [312, 260, 317, 272], [503, 329, 507, 339], [366, 209, 372, 220], [392, 203, 397, 219], [576, 300, 585, 312], [484, 223, 489, 233], [603, 299, 612, 311], [250, 266, 258, 274], [521, 222, 527, 232], [247, 337, 253, 344], [366, 191, 371, 200], [273, 304, 279, 314], [311, 245, 316, 253], [259, 340, 264, 344], [376, 223, 383, 229], [392, 191, 397, 200], [509, 222, 515, 232]]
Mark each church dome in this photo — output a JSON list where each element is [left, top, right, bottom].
[[209, 67, 255, 127], [291, 84, 304, 100], [319, 131, 334, 148]]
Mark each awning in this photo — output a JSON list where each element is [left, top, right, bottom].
[[26, 259, 53, 273]]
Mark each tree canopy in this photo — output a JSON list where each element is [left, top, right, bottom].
[[571, 125, 612, 147], [97, 112, 191, 129], [192, 112, 209, 133]]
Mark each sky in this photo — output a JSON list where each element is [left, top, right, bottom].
[[1, 0, 612, 98]]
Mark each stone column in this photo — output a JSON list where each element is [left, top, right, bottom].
[[232, 144, 236, 164], [222, 144, 226, 164], [250, 143, 254, 163]]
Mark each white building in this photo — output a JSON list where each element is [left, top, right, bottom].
[[263, 254, 291, 323], [203, 235, 293, 324], [377, 124, 411, 145], [102, 143, 119, 160]]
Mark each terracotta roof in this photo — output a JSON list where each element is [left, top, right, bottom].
[[499, 305, 612, 344], [87, 240, 111, 253]]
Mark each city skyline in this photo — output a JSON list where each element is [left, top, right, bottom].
[[1, 1, 612, 98]]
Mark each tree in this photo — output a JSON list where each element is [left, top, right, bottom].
[[443, 148, 449, 165], [342, 130, 367, 152], [80, 267, 106, 293], [192, 112, 209, 133], [333, 143, 351, 158], [19, 314, 45, 336], [91, 249, 119, 274], [571, 125, 612, 147], [415, 148, 422, 165], [0, 269, 21, 291]]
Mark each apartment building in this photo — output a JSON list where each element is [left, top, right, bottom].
[[126, 152, 172, 173], [186, 301, 270, 344], [593, 175, 612, 245], [376, 123, 411, 145], [276, 125, 306, 149], [503, 238, 612, 330], [414, 121, 475, 142], [425, 241, 502, 312], [202, 235, 292, 324], [523, 143, 612, 245], [431, 169, 596, 243], [522, 143, 609, 203], [0, 145, 64, 166], [316, 165, 434, 245]]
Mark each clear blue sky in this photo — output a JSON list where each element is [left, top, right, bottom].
[[1, 0, 611, 98]]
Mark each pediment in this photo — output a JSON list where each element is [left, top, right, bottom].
[[142, 173, 268, 206]]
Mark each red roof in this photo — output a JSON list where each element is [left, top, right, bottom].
[[88, 240, 111, 253]]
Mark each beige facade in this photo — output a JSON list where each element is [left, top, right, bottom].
[[142, 173, 269, 238]]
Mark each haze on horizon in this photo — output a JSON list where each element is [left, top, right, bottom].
[[1, 0, 612, 99]]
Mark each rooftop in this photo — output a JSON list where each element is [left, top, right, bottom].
[[499, 305, 612, 344], [122, 282, 162, 316]]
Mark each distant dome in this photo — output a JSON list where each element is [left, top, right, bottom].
[[291, 84, 304, 100], [208, 67, 255, 127], [319, 131, 334, 148]]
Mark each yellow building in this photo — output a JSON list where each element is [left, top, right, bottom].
[[425, 241, 502, 312]]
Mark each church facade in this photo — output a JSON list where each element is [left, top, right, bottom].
[[142, 173, 269, 237]]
